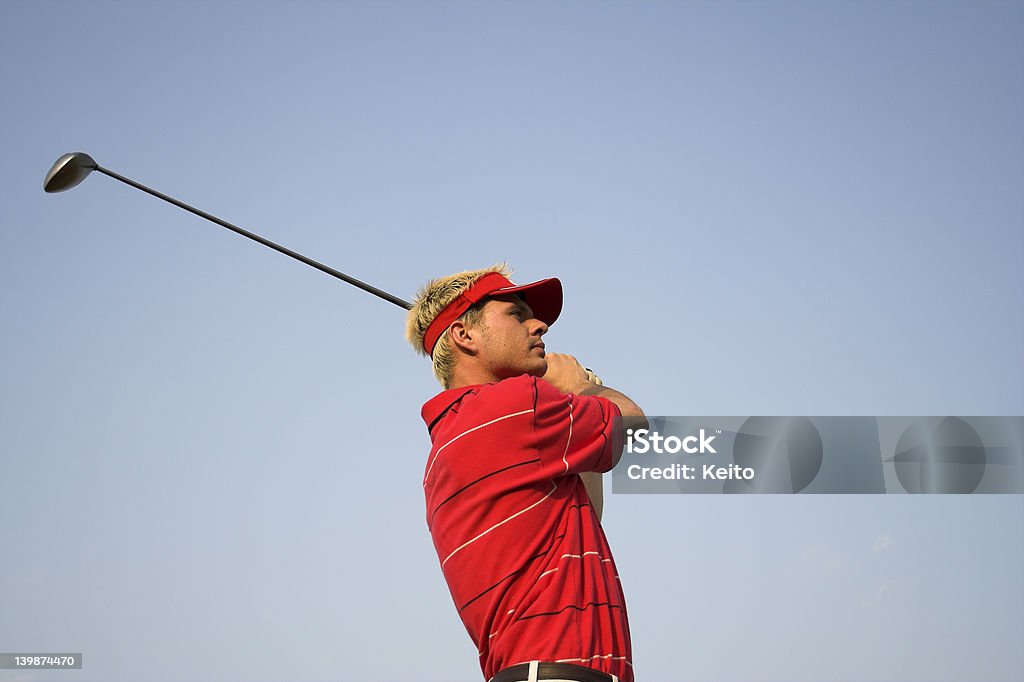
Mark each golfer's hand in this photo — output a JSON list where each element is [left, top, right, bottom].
[[542, 353, 594, 394]]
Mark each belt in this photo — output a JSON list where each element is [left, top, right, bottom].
[[490, 661, 619, 682]]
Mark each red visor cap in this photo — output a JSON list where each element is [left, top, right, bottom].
[[422, 272, 562, 355]]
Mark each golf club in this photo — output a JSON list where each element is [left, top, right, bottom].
[[43, 152, 412, 309]]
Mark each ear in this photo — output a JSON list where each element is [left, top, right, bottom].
[[448, 321, 478, 355]]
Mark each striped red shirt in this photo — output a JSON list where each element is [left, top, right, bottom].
[[421, 374, 632, 681]]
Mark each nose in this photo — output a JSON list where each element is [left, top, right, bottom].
[[532, 318, 549, 336]]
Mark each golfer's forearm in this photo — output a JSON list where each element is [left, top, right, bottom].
[[578, 383, 647, 471], [581, 471, 604, 521], [578, 384, 647, 427], [570, 383, 632, 523]]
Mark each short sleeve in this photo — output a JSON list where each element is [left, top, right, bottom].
[[531, 377, 622, 477]]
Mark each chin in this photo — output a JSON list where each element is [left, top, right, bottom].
[[526, 360, 548, 377]]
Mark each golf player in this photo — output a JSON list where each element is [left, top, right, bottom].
[[407, 265, 646, 682]]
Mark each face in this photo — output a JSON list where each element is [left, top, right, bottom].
[[471, 294, 549, 381]]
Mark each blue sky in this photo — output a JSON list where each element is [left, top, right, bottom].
[[2, 2, 1022, 681]]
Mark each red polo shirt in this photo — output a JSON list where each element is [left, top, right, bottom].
[[421, 374, 632, 681]]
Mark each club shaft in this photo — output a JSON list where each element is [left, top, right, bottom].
[[94, 166, 412, 310]]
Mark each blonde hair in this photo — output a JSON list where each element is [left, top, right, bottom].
[[406, 263, 512, 388]]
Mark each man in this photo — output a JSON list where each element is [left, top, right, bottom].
[[406, 265, 646, 682]]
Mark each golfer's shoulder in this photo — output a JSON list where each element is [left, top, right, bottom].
[[472, 374, 605, 417], [483, 374, 607, 407], [474, 374, 539, 407]]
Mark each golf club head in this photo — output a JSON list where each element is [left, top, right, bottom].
[[44, 152, 98, 193]]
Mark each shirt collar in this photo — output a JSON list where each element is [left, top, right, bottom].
[[421, 385, 480, 432]]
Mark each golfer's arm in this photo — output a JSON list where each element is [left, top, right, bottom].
[[577, 384, 647, 522], [581, 472, 605, 522]]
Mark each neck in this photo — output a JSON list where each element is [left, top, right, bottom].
[[448, 368, 498, 390]]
